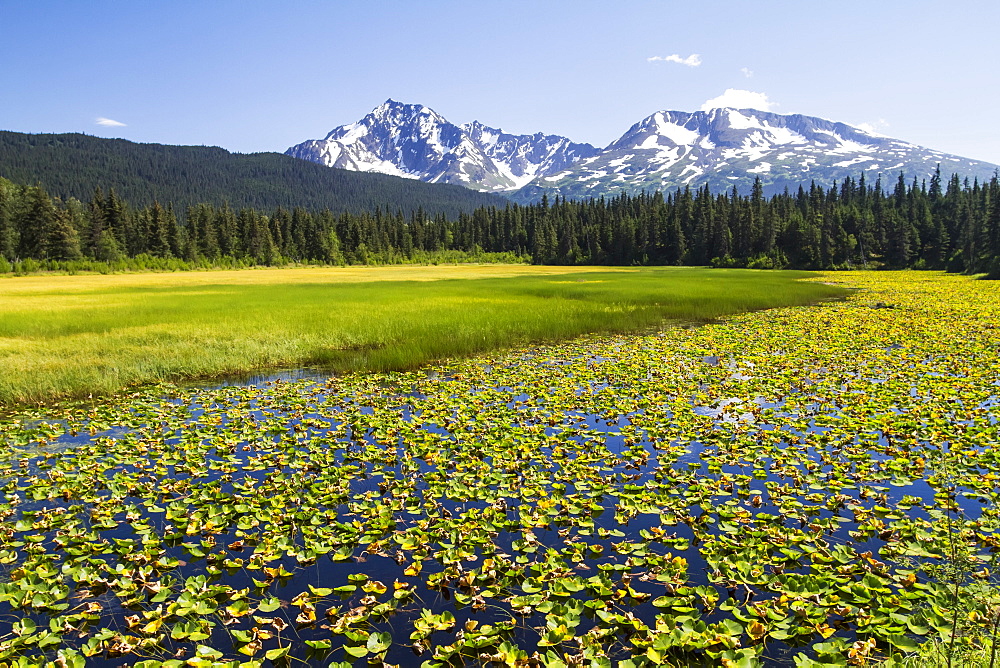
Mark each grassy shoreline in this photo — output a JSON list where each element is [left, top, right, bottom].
[[0, 265, 846, 405]]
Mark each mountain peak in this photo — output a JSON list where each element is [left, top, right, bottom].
[[288, 102, 597, 192], [368, 99, 441, 122], [287, 102, 999, 201], [375, 98, 420, 109]]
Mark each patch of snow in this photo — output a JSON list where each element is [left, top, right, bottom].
[[829, 137, 875, 155], [726, 109, 764, 129], [652, 113, 700, 145], [833, 156, 875, 168], [349, 155, 418, 179], [648, 147, 681, 165], [741, 146, 770, 162], [639, 135, 661, 150], [318, 143, 343, 165], [748, 162, 771, 174], [331, 122, 369, 143], [849, 123, 890, 138], [765, 126, 807, 145], [812, 130, 875, 155], [578, 170, 609, 182], [722, 144, 769, 162], [492, 160, 538, 189], [680, 165, 704, 184]]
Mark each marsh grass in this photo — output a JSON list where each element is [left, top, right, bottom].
[[0, 265, 846, 404], [882, 635, 997, 668]]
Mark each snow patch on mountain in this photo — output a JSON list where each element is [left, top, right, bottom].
[[652, 114, 699, 146]]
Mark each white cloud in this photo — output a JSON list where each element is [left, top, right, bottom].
[[96, 117, 126, 127], [700, 89, 775, 112], [648, 53, 702, 67], [740, 67, 754, 78]]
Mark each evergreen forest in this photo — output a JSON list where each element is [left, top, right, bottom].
[[0, 131, 503, 217], [1, 168, 999, 276]]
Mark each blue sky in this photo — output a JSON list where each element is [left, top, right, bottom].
[[3, 0, 999, 164]]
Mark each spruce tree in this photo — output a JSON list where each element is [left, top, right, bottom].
[[0, 181, 13, 260], [144, 202, 172, 257], [45, 208, 83, 260], [16, 186, 56, 259], [102, 188, 129, 252]]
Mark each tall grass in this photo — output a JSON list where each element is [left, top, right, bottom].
[[0, 265, 845, 405], [0, 249, 528, 277]]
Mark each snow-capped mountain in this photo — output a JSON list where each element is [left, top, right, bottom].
[[287, 102, 999, 202], [285, 100, 598, 192], [517, 108, 999, 202]]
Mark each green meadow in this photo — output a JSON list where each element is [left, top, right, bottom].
[[0, 265, 845, 405]]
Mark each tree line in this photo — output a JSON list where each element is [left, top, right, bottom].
[[1, 167, 998, 275]]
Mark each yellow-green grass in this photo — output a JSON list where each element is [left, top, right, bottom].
[[0, 264, 846, 405]]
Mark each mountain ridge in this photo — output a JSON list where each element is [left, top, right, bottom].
[[286, 99, 599, 193], [286, 101, 999, 202]]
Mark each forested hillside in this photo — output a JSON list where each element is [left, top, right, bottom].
[[1, 168, 998, 275], [0, 131, 504, 217]]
